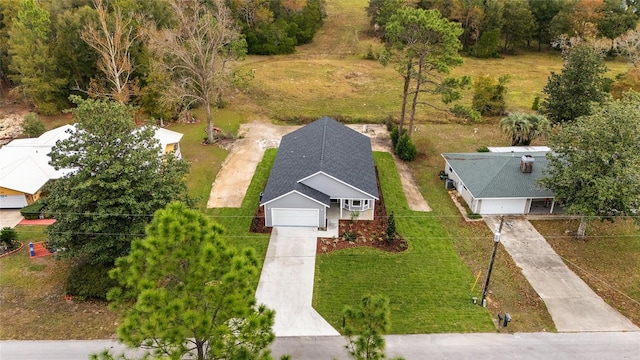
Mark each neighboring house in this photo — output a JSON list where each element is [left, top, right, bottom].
[[442, 148, 556, 215], [144, 126, 183, 159], [0, 125, 75, 208], [260, 117, 379, 228], [0, 124, 183, 209]]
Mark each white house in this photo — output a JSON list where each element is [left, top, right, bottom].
[[0, 125, 183, 209]]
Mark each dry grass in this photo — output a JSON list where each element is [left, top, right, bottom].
[[0, 226, 118, 339]]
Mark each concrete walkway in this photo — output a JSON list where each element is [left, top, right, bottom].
[[484, 217, 639, 332], [0, 209, 23, 228], [255, 227, 339, 336]]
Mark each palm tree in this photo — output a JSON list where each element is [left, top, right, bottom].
[[500, 113, 550, 146]]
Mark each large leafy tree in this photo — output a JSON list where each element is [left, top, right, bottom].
[[539, 93, 640, 238], [540, 43, 609, 124], [50, 4, 98, 97], [7, 0, 67, 114], [384, 7, 466, 136], [499, 112, 550, 146], [47, 96, 189, 265], [528, 0, 562, 50], [449, 0, 484, 49], [597, 0, 638, 51], [147, 0, 247, 143], [108, 202, 276, 360], [501, 0, 535, 52]]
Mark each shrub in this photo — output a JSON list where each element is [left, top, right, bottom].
[[395, 134, 417, 161], [20, 199, 46, 220], [451, 104, 482, 123], [21, 113, 46, 138], [470, 28, 500, 58], [65, 262, 117, 300], [390, 126, 399, 149], [0, 227, 18, 250], [472, 74, 509, 116], [385, 213, 396, 244], [531, 96, 540, 111], [343, 231, 356, 242], [476, 146, 490, 152]]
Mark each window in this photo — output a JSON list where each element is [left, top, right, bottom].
[[352, 200, 361, 206]]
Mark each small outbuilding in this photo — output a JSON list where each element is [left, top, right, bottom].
[[260, 117, 379, 228], [442, 150, 556, 215]]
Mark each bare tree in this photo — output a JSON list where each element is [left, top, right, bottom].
[[616, 29, 640, 68], [148, 0, 247, 143], [81, 0, 140, 104]]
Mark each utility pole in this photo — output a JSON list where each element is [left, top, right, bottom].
[[481, 216, 504, 307]]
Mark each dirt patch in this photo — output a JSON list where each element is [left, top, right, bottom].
[[206, 121, 299, 208], [0, 111, 27, 146], [207, 121, 431, 212]]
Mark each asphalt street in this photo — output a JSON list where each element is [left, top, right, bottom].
[[2, 332, 640, 360]]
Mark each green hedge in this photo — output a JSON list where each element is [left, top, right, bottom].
[[20, 200, 46, 220], [65, 262, 117, 301]]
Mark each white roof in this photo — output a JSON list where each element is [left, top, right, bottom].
[[153, 127, 183, 146], [0, 126, 76, 194], [487, 146, 551, 153], [0, 124, 182, 195]]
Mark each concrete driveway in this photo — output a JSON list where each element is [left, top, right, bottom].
[[255, 226, 339, 337], [0, 209, 23, 228], [484, 216, 639, 332]]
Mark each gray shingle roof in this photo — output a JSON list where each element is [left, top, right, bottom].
[[442, 152, 553, 198], [261, 117, 378, 204]]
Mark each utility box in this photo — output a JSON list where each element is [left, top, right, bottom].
[[445, 178, 455, 190]]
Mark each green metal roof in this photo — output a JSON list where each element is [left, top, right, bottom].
[[442, 152, 554, 199]]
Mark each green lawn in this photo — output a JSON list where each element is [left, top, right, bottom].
[[203, 149, 277, 279], [314, 152, 494, 333]]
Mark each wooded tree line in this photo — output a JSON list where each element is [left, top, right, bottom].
[[368, 0, 640, 56], [0, 0, 324, 115]]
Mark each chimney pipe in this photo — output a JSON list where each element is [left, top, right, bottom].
[[520, 155, 534, 173]]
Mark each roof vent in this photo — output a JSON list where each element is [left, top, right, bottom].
[[520, 155, 534, 173]]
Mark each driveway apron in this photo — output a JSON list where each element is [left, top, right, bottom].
[[484, 217, 639, 332], [255, 227, 340, 336], [0, 209, 23, 228]]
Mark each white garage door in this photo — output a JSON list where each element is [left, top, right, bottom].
[[0, 195, 28, 209], [271, 208, 319, 227], [481, 199, 526, 215]]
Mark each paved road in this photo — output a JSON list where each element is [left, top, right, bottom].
[[255, 227, 339, 336], [484, 217, 639, 332], [2, 332, 639, 359]]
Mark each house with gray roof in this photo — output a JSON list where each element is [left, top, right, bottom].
[[442, 151, 557, 215], [260, 117, 379, 227]]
